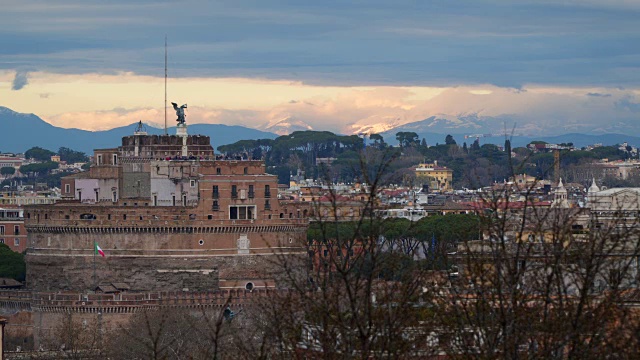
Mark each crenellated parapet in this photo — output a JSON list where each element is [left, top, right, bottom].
[[0, 289, 278, 314]]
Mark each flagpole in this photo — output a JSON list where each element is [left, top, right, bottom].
[[93, 241, 96, 291]]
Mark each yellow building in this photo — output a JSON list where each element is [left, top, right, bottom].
[[415, 161, 453, 191]]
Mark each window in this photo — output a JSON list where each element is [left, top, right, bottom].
[[172, 195, 176, 206], [14, 225, 19, 235], [78, 191, 82, 202], [244, 167, 248, 175], [153, 195, 158, 206], [0, 239, 3, 244], [190, 179, 196, 187], [265, 185, 271, 198], [212, 186, 219, 199], [231, 185, 238, 199], [265, 199, 271, 210], [112, 154, 118, 164], [216, 167, 221, 175], [182, 195, 187, 206], [95, 190, 99, 202], [248, 185, 254, 198], [65, 184, 70, 193], [112, 191, 117, 202], [14, 238, 19, 246], [97, 154, 102, 165], [0, 226, 4, 235], [229, 205, 256, 220], [212, 200, 219, 211]]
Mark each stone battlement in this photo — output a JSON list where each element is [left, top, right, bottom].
[[0, 289, 278, 314]]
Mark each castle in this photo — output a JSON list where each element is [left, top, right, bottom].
[[24, 122, 309, 292], [0, 121, 310, 352]]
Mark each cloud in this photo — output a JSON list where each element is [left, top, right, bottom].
[[1, 1, 640, 87], [11, 71, 29, 90], [39, 84, 640, 137], [615, 96, 640, 113], [5, 69, 640, 137]]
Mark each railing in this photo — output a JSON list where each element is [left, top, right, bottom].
[[0, 289, 288, 307]]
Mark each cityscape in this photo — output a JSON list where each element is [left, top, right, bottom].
[[2, 1, 640, 359]]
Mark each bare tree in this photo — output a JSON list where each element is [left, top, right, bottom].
[[439, 180, 640, 359], [37, 312, 102, 359], [244, 147, 640, 359]]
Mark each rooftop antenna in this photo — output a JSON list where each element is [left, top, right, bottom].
[[164, 35, 168, 135]]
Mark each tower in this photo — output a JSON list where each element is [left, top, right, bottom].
[[551, 178, 570, 208]]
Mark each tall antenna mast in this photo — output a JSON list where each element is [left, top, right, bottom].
[[164, 35, 168, 135]]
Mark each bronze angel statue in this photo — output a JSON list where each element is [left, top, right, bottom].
[[171, 102, 187, 124]]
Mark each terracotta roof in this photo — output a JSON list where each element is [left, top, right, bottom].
[[462, 200, 552, 211], [0, 277, 22, 287], [382, 189, 405, 197], [95, 284, 118, 293], [112, 282, 131, 290], [317, 194, 352, 202]]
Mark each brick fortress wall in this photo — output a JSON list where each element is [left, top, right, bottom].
[[25, 204, 308, 292], [1, 289, 276, 351]]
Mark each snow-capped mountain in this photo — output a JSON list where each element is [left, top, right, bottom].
[[386, 113, 508, 134], [343, 113, 516, 136], [260, 116, 314, 135], [346, 117, 403, 135]]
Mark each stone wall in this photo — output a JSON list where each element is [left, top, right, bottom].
[[121, 172, 151, 199], [0, 288, 288, 351], [25, 227, 306, 292], [1, 310, 34, 352]]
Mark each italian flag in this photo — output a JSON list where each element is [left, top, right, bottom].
[[94, 242, 106, 257]]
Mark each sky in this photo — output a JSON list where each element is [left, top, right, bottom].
[[1, 0, 640, 135]]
